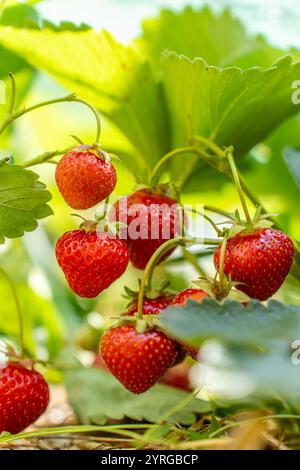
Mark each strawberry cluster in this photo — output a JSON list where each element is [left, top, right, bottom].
[[54, 144, 295, 396]]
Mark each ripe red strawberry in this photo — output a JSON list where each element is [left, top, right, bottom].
[[173, 288, 208, 306], [213, 228, 295, 301], [125, 296, 186, 364], [126, 296, 174, 316], [159, 362, 192, 391], [0, 362, 49, 434], [172, 288, 208, 360], [56, 228, 129, 298], [111, 189, 183, 270], [55, 146, 117, 209], [100, 324, 178, 394]]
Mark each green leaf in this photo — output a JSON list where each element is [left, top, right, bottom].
[[162, 53, 300, 186], [65, 367, 210, 425], [139, 6, 291, 69], [283, 147, 300, 189], [0, 164, 52, 241], [0, 27, 170, 181], [160, 299, 300, 350], [0, 4, 40, 28]]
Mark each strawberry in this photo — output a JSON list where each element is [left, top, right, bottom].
[[55, 145, 117, 210], [125, 296, 186, 364], [159, 362, 192, 391], [111, 188, 183, 270], [172, 288, 208, 360], [126, 296, 174, 316], [173, 288, 208, 306], [56, 227, 129, 298], [100, 324, 178, 394], [213, 228, 294, 301], [0, 362, 49, 434]]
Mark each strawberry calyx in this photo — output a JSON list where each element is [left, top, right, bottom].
[[192, 276, 250, 303], [73, 143, 117, 164], [110, 314, 161, 334], [224, 206, 276, 240], [123, 280, 172, 307]]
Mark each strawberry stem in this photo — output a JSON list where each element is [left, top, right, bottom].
[[23, 146, 73, 168], [204, 205, 236, 221], [0, 266, 24, 355], [8, 72, 16, 114], [137, 237, 221, 319], [218, 233, 229, 293], [149, 146, 196, 186], [190, 135, 225, 158], [226, 148, 252, 225], [0, 75, 102, 145], [186, 207, 223, 237], [72, 98, 102, 144], [0, 92, 77, 135], [95, 196, 110, 222]]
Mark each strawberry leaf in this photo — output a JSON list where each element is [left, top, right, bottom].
[[0, 27, 169, 181], [162, 53, 300, 187], [0, 164, 52, 242], [65, 367, 210, 425], [160, 299, 300, 350], [140, 6, 296, 69]]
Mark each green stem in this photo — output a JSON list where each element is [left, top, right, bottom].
[[192, 135, 224, 158], [96, 196, 110, 222], [149, 147, 196, 186], [0, 93, 77, 136], [8, 73, 16, 115], [72, 98, 101, 143], [186, 207, 223, 236], [218, 233, 229, 292], [137, 237, 220, 319], [204, 205, 235, 221], [226, 148, 252, 224], [0, 424, 156, 445], [0, 92, 102, 145], [0, 266, 24, 355], [23, 146, 73, 168]]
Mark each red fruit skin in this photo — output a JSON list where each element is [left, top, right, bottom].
[[159, 362, 192, 391], [172, 288, 208, 360], [0, 363, 49, 435], [56, 230, 129, 298], [100, 325, 178, 394], [126, 296, 174, 316], [173, 288, 208, 306], [213, 228, 295, 301], [112, 189, 183, 270], [125, 296, 186, 364], [55, 147, 117, 210]]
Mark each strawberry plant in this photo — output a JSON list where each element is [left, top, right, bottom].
[[0, 1, 300, 451]]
